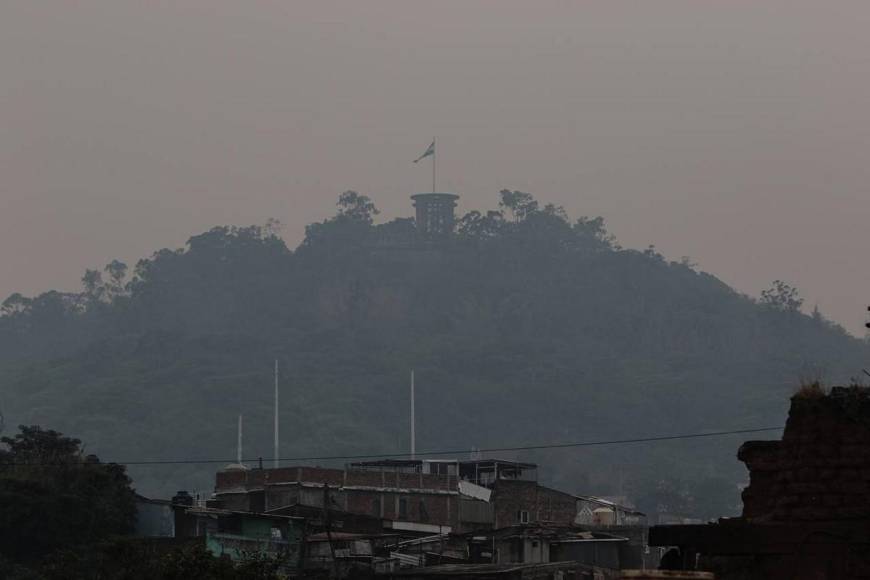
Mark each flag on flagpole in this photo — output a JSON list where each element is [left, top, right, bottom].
[[413, 140, 435, 163]]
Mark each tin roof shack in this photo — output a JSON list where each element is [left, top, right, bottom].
[[574, 496, 646, 528], [468, 524, 629, 570], [572, 498, 652, 570], [306, 531, 399, 577], [549, 530, 628, 571], [650, 386, 870, 579], [389, 532, 470, 568], [181, 507, 305, 572]]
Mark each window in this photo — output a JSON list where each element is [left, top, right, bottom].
[[372, 497, 381, 517], [517, 510, 530, 524], [419, 500, 429, 522], [399, 497, 408, 519]]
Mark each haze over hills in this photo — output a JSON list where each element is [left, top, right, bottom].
[[1, 189, 866, 519]]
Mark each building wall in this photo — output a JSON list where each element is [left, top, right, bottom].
[[216, 465, 457, 495], [134, 499, 175, 537], [740, 389, 870, 522], [491, 480, 578, 529], [216, 466, 591, 533], [551, 541, 622, 570], [206, 516, 305, 571], [216, 466, 462, 529]]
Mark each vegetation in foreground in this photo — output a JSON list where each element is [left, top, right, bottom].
[[0, 425, 284, 580]]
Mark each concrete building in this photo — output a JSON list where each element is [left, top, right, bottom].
[[212, 458, 644, 537]]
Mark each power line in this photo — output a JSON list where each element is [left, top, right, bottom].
[[3, 426, 782, 467]]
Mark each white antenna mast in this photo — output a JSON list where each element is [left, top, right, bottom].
[[274, 359, 279, 469], [237, 414, 243, 464], [410, 369, 416, 460]]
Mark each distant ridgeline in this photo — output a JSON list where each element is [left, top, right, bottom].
[[0, 189, 866, 517]]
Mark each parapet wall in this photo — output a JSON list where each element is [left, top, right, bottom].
[[739, 386, 870, 521], [215, 465, 458, 494]]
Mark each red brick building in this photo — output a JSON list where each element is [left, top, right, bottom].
[[214, 463, 478, 533], [212, 459, 642, 535]]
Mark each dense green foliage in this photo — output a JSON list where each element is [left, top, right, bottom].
[[1, 537, 285, 580], [0, 426, 136, 565], [0, 426, 284, 579], [1, 190, 866, 520]]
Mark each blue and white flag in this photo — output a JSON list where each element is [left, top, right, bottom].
[[413, 140, 435, 163]]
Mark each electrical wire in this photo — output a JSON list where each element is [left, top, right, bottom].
[[2, 426, 783, 467]]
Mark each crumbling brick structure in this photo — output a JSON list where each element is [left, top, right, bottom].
[[650, 387, 870, 579], [740, 386, 870, 522]]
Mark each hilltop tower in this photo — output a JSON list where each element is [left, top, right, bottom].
[[411, 193, 459, 239]]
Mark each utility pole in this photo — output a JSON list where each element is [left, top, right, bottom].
[[410, 369, 416, 459], [323, 484, 338, 577], [237, 414, 243, 465], [274, 359, 279, 469]]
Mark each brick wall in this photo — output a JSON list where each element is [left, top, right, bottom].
[[215, 465, 455, 494], [491, 480, 577, 528], [740, 387, 870, 522], [215, 465, 460, 528]]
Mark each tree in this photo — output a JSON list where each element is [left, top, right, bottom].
[[81, 269, 105, 303], [1, 293, 31, 317], [103, 260, 128, 300], [573, 216, 618, 251], [761, 280, 803, 312], [36, 538, 285, 580], [457, 210, 505, 239], [337, 191, 379, 224], [498, 189, 539, 222], [0, 425, 136, 565]]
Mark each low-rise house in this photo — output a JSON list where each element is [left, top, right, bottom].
[[390, 532, 468, 567], [215, 463, 464, 533], [177, 506, 305, 572], [212, 458, 644, 537], [574, 496, 646, 528], [305, 531, 392, 577], [467, 524, 629, 570]]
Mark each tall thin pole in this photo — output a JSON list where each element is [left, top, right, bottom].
[[410, 369, 416, 459], [274, 359, 279, 469], [432, 137, 436, 193], [237, 414, 243, 464]]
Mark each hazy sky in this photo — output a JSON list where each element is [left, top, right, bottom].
[[2, 2, 869, 333]]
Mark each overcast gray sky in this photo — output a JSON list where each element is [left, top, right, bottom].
[[2, 2, 869, 333]]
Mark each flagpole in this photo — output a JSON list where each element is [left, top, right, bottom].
[[432, 137, 436, 193]]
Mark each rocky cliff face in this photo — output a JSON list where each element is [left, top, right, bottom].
[[739, 386, 870, 522]]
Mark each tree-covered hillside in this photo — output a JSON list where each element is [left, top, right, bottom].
[[1, 190, 865, 518]]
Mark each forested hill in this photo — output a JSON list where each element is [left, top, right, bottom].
[[1, 190, 865, 518]]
